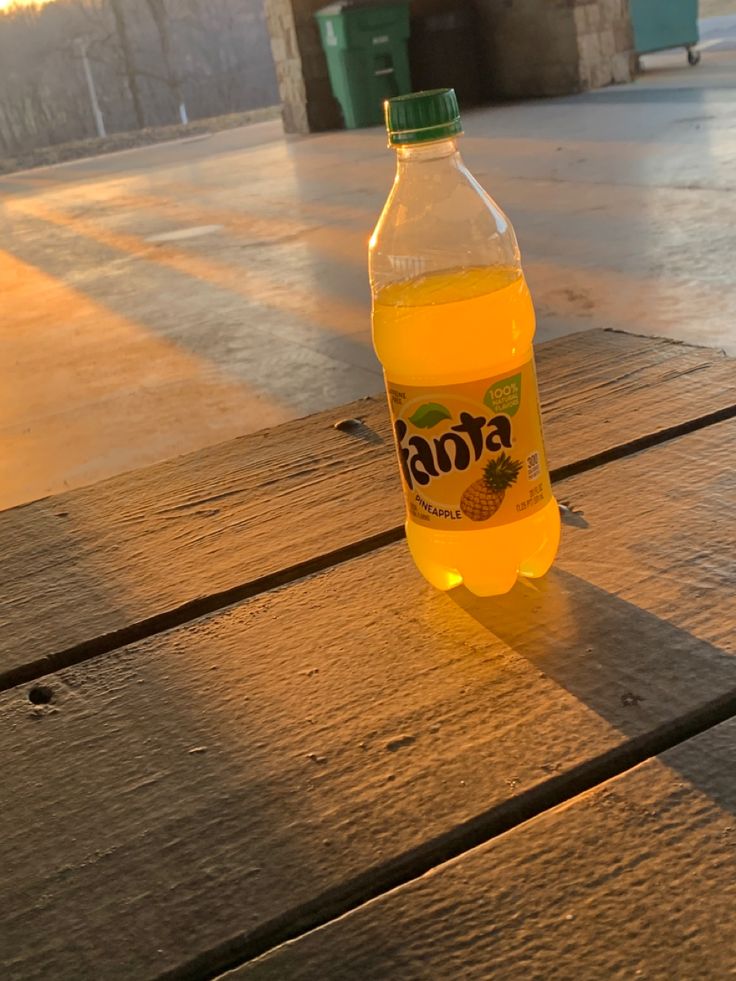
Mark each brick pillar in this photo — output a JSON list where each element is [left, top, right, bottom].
[[475, 0, 636, 98], [574, 0, 637, 89], [264, 0, 342, 133]]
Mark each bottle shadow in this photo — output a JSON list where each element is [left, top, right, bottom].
[[450, 566, 736, 812]]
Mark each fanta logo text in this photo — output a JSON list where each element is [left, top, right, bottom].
[[395, 412, 512, 490]]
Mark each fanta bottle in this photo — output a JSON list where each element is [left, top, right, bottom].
[[369, 89, 560, 596]]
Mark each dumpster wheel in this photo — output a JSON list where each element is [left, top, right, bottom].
[[687, 47, 701, 66]]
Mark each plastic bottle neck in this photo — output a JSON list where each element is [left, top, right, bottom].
[[395, 138, 460, 168]]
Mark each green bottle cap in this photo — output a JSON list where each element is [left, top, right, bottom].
[[384, 88, 462, 146]]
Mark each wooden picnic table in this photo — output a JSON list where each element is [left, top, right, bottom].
[[1, 329, 735, 980]]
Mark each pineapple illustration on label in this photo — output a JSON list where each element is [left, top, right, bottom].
[[386, 358, 552, 531], [460, 452, 523, 521]]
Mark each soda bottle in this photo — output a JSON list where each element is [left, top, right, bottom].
[[369, 89, 560, 596]]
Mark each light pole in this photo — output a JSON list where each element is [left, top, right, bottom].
[[75, 37, 106, 138]]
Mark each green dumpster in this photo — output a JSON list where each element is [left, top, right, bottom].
[[629, 0, 701, 65], [315, 1, 411, 129]]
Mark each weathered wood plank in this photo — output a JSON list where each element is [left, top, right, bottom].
[[1, 330, 734, 682], [1, 422, 734, 980], [233, 716, 736, 981]]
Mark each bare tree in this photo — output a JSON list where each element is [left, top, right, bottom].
[[145, 0, 185, 123], [0, 0, 279, 158], [108, 0, 145, 128]]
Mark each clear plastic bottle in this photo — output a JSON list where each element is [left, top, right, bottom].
[[370, 89, 560, 596]]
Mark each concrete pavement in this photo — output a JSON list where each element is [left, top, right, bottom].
[[2, 26, 735, 509]]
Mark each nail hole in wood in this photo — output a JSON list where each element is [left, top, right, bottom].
[[333, 418, 362, 432], [28, 685, 54, 705], [332, 417, 384, 446]]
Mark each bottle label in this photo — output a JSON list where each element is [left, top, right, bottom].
[[385, 357, 552, 531]]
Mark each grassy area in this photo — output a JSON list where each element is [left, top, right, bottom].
[[0, 106, 281, 176], [700, 0, 735, 17]]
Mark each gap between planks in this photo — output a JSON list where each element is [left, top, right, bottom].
[[3, 399, 735, 697], [166, 683, 736, 981]]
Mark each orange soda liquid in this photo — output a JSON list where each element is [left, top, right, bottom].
[[373, 264, 560, 596]]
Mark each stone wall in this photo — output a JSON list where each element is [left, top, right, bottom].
[[266, 0, 636, 134], [574, 0, 636, 89], [475, 0, 579, 98], [264, 0, 342, 133], [475, 0, 635, 98]]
